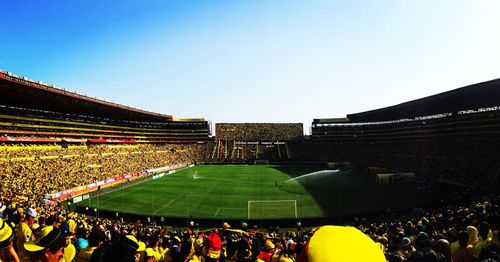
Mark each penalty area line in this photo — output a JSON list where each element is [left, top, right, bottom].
[[214, 207, 221, 217]]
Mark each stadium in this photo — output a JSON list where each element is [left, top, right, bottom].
[[1, 68, 499, 261]]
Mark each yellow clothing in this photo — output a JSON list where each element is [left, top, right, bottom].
[[188, 254, 203, 262], [450, 240, 460, 254], [270, 253, 295, 262], [467, 226, 479, 247], [68, 219, 77, 234], [150, 247, 163, 262], [74, 246, 97, 262], [474, 238, 492, 258], [15, 222, 32, 261], [64, 243, 76, 262]]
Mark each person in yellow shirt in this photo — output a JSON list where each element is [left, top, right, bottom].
[[474, 222, 492, 258], [15, 207, 37, 261], [466, 226, 479, 247], [186, 238, 204, 262], [64, 239, 76, 262], [24, 226, 67, 262], [159, 236, 170, 262]]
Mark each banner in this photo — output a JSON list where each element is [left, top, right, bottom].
[[50, 163, 190, 201]]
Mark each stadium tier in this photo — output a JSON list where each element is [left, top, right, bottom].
[[0, 69, 210, 144], [1, 69, 499, 261], [309, 78, 500, 189], [212, 123, 303, 161], [312, 78, 500, 141]]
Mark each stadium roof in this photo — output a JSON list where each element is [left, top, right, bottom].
[[0, 70, 172, 122], [347, 78, 500, 122]]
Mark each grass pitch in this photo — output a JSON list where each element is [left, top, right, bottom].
[[76, 165, 438, 220]]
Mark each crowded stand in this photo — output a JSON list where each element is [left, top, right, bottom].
[[308, 78, 500, 193], [0, 144, 206, 203], [212, 124, 302, 161], [215, 124, 303, 142], [0, 183, 498, 261], [1, 70, 500, 261]]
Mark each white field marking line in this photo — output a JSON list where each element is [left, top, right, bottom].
[[153, 195, 183, 215], [214, 207, 221, 217]]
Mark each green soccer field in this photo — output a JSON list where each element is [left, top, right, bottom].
[[74, 165, 440, 220]]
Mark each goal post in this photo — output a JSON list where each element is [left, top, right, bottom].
[[247, 200, 297, 219]]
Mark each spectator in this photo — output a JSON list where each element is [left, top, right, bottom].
[[452, 231, 477, 262], [475, 222, 491, 258], [15, 207, 37, 261], [24, 226, 66, 262], [434, 239, 452, 262], [0, 218, 20, 262], [102, 235, 145, 262]]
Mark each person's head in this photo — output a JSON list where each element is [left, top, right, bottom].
[[24, 226, 67, 262], [434, 239, 451, 261], [120, 235, 146, 262], [466, 226, 478, 245], [26, 207, 38, 225], [0, 218, 14, 247], [457, 231, 469, 248], [76, 238, 89, 250], [88, 230, 106, 248], [264, 239, 275, 251], [0, 203, 6, 218], [296, 226, 386, 262], [401, 237, 412, 251], [479, 222, 490, 239], [172, 236, 181, 246], [144, 248, 157, 262], [149, 234, 159, 247]]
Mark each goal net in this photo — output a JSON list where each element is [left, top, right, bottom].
[[247, 200, 297, 219]]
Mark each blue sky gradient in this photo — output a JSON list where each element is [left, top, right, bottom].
[[2, 1, 500, 134]]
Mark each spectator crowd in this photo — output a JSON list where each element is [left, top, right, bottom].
[[0, 143, 499, 262], [0, 190, 498, 261], [215, 124, 303, 142]]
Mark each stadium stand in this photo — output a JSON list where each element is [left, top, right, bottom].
[[1, 68, 500, 261], [309, 78, 500, 192], [0, 70, 210, 144], [212, 123, 303, 162]]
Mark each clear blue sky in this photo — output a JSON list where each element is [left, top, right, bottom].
[[2, 0, 500, 134]]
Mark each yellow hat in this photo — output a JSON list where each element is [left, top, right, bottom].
[[0, 218, 14, 249], [24, 226, 66, 252], [265, 239, 275, 250], [297, 226, 385, 262], [145, 247, 155, 257], [64, 243, 76, 262], [124, 235, 146, 252]]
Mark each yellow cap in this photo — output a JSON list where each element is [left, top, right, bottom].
[[299, 226, 385, 262]]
